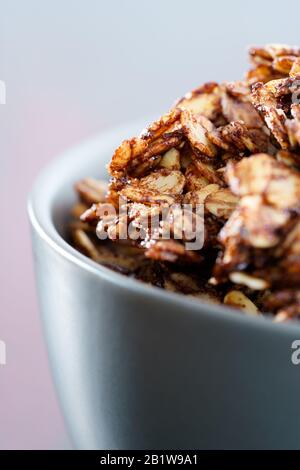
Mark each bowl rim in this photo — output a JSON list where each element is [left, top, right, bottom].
[[27, 117, 300, 335]]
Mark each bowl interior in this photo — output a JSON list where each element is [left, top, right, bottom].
[[51, 146, 108, 240]]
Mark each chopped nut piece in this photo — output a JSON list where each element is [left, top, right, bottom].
[[224, 291, 258, 315]]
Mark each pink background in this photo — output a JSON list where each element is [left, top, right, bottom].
[[1, 0, 300, 449]]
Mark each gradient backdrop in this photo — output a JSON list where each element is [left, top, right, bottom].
[[1, 0, 300, 449]]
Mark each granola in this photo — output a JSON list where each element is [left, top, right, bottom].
[[69, 43, 300, 322]]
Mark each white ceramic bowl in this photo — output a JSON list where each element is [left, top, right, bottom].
[[28, 119, 300, 449]]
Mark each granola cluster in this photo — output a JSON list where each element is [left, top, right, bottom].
[[70, 44, 300, 321]]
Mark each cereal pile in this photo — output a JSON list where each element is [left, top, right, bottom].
[[70, 44, 300, 321]]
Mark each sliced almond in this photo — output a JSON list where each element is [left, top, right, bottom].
[[160, 148, 181, 170], [181, 109, 217, 157], [205, 189, 238, 219], [140, 108, 181, 140], [176, 82, 221, 121], [221, 88, 263, 128], [138, 169, 185, 195], [184, 184, 219, 205], [108, 137, 148, 175]]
